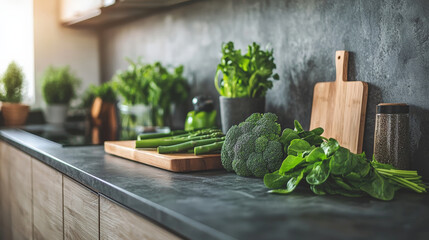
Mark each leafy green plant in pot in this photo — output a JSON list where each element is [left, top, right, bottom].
[[41, 66, 80, 124], [0, 61, 29, 126], [214, 41, 279, 133], [114, 59, 189, 131]]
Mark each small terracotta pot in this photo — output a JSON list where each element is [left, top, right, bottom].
[[1, 102, 30, 126]]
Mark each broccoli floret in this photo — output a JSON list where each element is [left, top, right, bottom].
[[247, 153, 268, 177], [220, 112, 285, 177], [232, 158, 252, 176], [234, 133, 257, 161], [245, 113, 263, 123], [263, 141, 284, 172], [221, 125, 242, 171], [255, 136, 269, 153]]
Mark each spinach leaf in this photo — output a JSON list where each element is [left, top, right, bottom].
[[287, 139, 313, 156], [306, 159, 331, 185], [264, 171, 291, 189], [294, 120, 304, 132], [329, 147, 355, 175], [306, 147, 327, 163], [279, 128, 300, 152], [360, 171, 396, 201], [310, 127, 324, 136], [321, 138, 340, 157], [269, 169, 305, 194], [279, 155, 305, 174], [310, 184, 327, 195]]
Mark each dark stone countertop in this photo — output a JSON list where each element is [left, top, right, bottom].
[[1, 128, 429, 240]]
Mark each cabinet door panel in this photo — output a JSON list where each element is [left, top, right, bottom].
[[100, 196, 182, 240], [63, 176, 99, 240], [9, 145, 33, 240], [100, 196, 181, 240], [0, 141, 11, 240], [0, 142, 33, 240], [32, 159, 63, 240]]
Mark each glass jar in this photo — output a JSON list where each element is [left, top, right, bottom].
[[118, 104, 170, 140], [373, 103, 410, 169]]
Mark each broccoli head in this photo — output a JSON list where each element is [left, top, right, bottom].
[[221, 112, 285, 177]]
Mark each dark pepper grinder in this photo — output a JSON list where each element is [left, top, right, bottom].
[[373, 103, 410, 169]]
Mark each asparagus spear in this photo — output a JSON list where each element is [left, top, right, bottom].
[[135, 132, 224, 148], [137, 130, 188, 140], [157, 138, 224, 154], [194, 141, 225, 155]]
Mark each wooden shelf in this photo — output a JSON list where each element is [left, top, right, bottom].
[[62, 0, 192, 29]]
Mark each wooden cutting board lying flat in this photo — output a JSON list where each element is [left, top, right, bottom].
[[104, 141, 223, 172], [310, 51, 368, 153]]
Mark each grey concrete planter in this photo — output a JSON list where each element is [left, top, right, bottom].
[[45, 104, 68, 124], [219, 96, 265, 133]]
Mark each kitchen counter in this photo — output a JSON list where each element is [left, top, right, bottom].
[[1, 128, 429, 240]]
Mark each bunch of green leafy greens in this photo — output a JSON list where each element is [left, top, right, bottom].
[[81, 82, 117, 109], [214, 42, 279, 98], [264, 121, 427, 201], [114, 59, 189, 126], [221, 112, 284, 177], [41, 66, 81, 105], [0, 61, 24, 103]]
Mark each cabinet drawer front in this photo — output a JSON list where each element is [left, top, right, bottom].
[[63, 177, 99, 240], [100, 196, 182, 240], [32, 159, 63, 240]]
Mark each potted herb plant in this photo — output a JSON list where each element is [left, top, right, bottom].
[[214, 42, 279, 133], [0, 61, 29, 126], [114, 59, 189, 131], [41, 66, 80, 124]]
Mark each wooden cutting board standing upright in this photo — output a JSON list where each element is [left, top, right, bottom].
[[310, 51, 368, 153]]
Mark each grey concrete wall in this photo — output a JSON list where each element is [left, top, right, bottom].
[[100, 0, 429, 177]]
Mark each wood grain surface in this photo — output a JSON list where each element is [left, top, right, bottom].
[[105, 141, 223, 172], [0, 142, 33, 240], [0, 141, 11, 240], [32, 159, 63, 240], [100, 196, 182, 240], [310, 51, 368, 153], [8, 145, 33, 240], [63, 177, 99, 240]]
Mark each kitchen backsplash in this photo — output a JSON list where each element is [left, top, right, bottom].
[[100, 0, 429, 178]]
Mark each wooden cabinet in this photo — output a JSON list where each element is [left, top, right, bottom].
[[0, 141, 12, 240], [0, 140, 182, 240], [63, 176, 99, 240], [100, 196, 182, 240], [0, 142, 33, 240], [32, 159, 63, 240]]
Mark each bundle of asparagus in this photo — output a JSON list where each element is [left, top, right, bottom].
[[135, 129, 225, 155]]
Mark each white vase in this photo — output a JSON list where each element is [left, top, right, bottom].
[[45, 104, 68, 124]]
